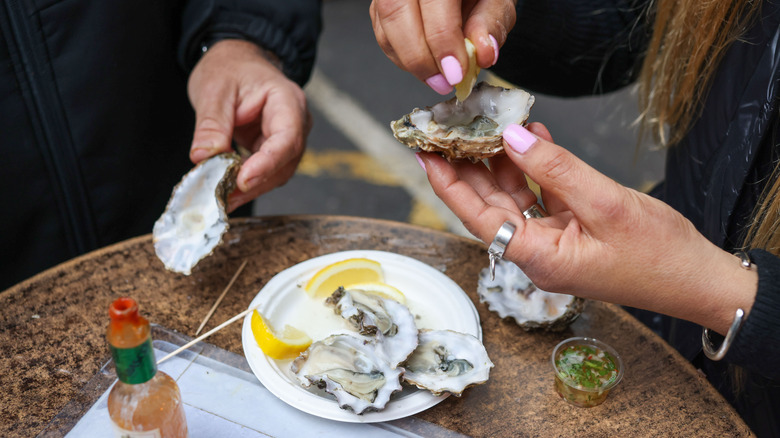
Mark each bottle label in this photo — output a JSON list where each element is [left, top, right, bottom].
[[111, 338, 157, 384], [112, 422, 162, 438]]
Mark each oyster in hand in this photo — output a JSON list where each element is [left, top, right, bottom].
[[391, 82, 534, 162], [152, 153, 240, 275]]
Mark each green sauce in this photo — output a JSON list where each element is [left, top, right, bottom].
[[555, 344, 618, 390]]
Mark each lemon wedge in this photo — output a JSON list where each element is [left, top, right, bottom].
[[346, 281, 407, 304], [455, 38, 480, 102], [250, 309, 312, 360], [304, 258, 385, 298]]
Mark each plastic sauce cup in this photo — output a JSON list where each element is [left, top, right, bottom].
[[551, 337, 624, 407]]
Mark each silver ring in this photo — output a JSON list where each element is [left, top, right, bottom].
[[487, 221, 516, 280], [523, 203, 547, 219]]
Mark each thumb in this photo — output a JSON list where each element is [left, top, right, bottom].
[[502, 122, 621, 225], [190, 82, 236, 163]]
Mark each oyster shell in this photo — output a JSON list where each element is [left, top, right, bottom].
[[402, 329, 493, 396], [152, 153, 240, 275], [477, 259, 585, 332], [290, 333, 403, 414], [391, 81, 534, 162], [326, 287, 418, 368]]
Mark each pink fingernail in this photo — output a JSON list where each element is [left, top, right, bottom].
[[440, 56, 463, 85], [489, 34, 499, 66], [503, 124, 538, 154], [425, 74, 453, 95], [415, 153, 426, 171]]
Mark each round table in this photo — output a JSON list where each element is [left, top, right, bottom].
[[0, 216, 751, 437]]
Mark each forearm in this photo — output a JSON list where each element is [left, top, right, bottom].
[[650, 244, 757, 335]]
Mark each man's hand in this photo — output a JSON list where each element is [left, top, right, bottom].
[[187, 39, 311, 212]]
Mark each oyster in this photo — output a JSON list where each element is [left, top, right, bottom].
[[391, 81, 534, 162], [402, 329, 493, 396], [326, 287, 418, 368], [152, 153, 240, 275], [477, 259, 585, 332], [290, 333, 403, 414]]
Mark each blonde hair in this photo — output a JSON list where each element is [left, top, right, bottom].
[[637, 0, 760, 146], [637, 0, 780, 254]]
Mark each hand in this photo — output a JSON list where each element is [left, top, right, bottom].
[[187, 39, 311, 212], [370, 0, 517, 94], [416, 122, 757, 334]]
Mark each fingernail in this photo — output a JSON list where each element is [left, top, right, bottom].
[[440, 56, 463, 85], [425, 74, 453, 95], [190, 147, 213, 162], [503, 124, 538, 154], [242, 176, 260, 191], [489, 34, 499, 66], [415, 153, 426, 171]]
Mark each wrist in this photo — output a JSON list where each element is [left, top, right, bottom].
[[637, 242, 758, 335], [694, 249, 758, 334], [200, 38, 283, 71], [701, 251, 754, 360]]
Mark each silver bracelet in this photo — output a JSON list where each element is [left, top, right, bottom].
[[701, 251, 751, 360]]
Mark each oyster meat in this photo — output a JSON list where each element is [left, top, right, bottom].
[[391, 81, 534, 162], [152, 153, 240, 275], [326, 287, 418, 368], [477, 259, 585, 332], [290, 333, 403, 414], [402, 329, 493, 396]]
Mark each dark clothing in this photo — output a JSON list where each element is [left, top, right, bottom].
[[494, 1, 780, 435], [0, 0, 321, 290]]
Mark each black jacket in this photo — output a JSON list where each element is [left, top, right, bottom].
[[0, 0, 321, 290], [493, 1, 780, 435]]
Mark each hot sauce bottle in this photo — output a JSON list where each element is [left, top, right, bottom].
[[106, 297, 188, 437]]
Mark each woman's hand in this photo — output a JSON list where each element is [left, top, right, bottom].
[[187, 39, 311, 212], [370, 0, 517, 94], [416, 122, 757, 334]]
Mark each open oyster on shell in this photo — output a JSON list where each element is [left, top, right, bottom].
[[478, 259, 585, 332], [152, 153, 240, 275], [326, 287, 418, 368], [402, 329, 493, 396], [290, 333, 403, 414], [391, 81, 535, 162]]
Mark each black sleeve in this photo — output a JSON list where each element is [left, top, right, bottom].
[[490, 0, 652, 96], [178, 0, 322, 86], [724, 249, 780, 381]]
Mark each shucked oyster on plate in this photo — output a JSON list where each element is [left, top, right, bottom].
[[478, 259, 585, 332], [291, 283, 492, 414], [152, 153, 240, 275], [290, 333, 403, 415], [391, 81, 535, 162], [326, 287, 418, 368], [402, 329, 493, 396]]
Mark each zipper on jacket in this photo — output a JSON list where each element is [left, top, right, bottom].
[[3, 0, 99, 255]]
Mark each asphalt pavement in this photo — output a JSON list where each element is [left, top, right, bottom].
[[253, 0, 666, 238]]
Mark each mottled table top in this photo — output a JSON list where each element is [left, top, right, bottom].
[[0, 216, 752, 437]]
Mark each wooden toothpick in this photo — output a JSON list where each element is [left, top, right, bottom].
[[195, 259, 248, 336], [157, 306, 254, 365]]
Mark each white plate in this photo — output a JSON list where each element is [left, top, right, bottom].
[[241, 250, 481, 423]]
